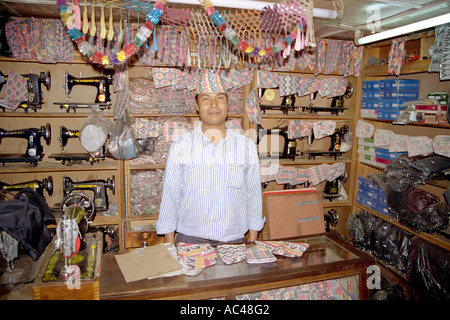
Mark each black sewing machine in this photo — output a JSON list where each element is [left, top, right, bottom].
[[0, 123, 51, 166], [62, 175, 115, 213], [53, 71, 112, 113], [257, 125, 297, 160], [0, 70, 51, 112], [0, 176, 53, 200], [301, 125, 350, 160], [48, 125, 106, 166], [322, 170, 348, 202], [302, 83, 353, 115], [259, 89, 301, 115]]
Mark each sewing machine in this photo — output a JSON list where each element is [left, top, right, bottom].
[[0, 70, 51, 112], [259, 90, 301, 115], [48, 125, 106, 166], [0, 176, 53, 200], [0, 123, 51, 166], [257, 125, 297, 160], [62, 175, 115, 213], [53, 71, 112, 113], [302, 83, 353, 115], [301, 125, 350, 160], [322, 170, 348, 202]]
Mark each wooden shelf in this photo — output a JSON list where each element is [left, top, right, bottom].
[[361, 117, 450, 129], [354, 203, 450, 252], [0, 160, 118, 173], [362, 59, 432, 77]]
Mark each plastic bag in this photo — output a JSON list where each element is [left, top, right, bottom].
[[79, 107, 113, 154], [108, 109, 139, 160], [407, 236, 450, 300]]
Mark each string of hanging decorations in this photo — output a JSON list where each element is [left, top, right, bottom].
[[57, 0, 314, 67]]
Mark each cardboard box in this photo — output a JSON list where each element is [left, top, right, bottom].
[[263, 188, 325, 240], [380, 79, 420, 90], [379, 89, 419, 100]]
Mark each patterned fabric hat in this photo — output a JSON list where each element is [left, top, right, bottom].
[[196, 69, 225, 94]]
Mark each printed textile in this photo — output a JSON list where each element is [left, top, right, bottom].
[[246, 89, 261, 125], [432, 135, 450, 157], [355, 120, 375, 138], [177, 243, 218, 270], [407, 136, 433, 157], [0, 71, 28, 110], [246, 246, 277, 264], [255, 241, 309, 258], [313, 120, 336, 139], [288, 120, 313, 139], [216, 244, 246, 265]]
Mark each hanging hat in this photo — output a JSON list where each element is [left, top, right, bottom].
[[196, 69, 225, 94]]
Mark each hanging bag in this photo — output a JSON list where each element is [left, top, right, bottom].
[[108, 109, 138, 160]]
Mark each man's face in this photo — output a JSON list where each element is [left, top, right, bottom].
[[196, 93, 228, 128]]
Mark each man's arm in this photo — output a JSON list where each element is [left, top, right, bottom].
[[164, 232, 175, 245]]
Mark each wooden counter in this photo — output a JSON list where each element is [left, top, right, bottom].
[[100, 232, 374, 300]]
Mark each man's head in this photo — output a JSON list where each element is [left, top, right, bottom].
[[195, 70, 228, 130]]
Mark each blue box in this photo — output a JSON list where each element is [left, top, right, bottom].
[[378, 100, 409, 109], [363, 90, 381, 99], [377, 108, 399, 120], [380, 79, 420, 90], [379, 89, 419, 100], [361, 99, 380, 109], [363, 80, 381, 90], [375, 148, 407, 160]]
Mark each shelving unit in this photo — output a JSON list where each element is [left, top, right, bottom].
[[0, 55, 125, 252], [351, 32, 449, 298]]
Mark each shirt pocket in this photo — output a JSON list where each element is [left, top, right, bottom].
[[226, 163, 246, 190]]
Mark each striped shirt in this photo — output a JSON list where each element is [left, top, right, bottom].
[[156, 122, 265, 242]]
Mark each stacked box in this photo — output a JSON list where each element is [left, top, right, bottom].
[[361, 81, 380, 119], [357, 138, 384, 168], [375, 147, 407, 168], [377, 79, 420, 121], [356, 177, 388, 216], [427, 91, 449, 105]]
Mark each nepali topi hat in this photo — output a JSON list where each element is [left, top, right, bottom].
[[196, 69, 225, 94]]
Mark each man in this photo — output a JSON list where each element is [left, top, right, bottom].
[[156, 70, 265, 245]]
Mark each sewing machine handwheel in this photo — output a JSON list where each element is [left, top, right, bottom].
[[60, 192, 95, 221], [43, 176, 53, 196], [44, 71, 51, 91], [107, 176, 115, 195], [41, 123, 51, 145], [340, 171, 348, 183], [344, 82, 353, 98]]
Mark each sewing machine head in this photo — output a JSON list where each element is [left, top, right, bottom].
[[257, 125, 297, 160], [62, 175, 115, 212], [0, 70, 51, 111], [0, 176, 53, 200], [59, 125, 79, 149], [0, 123, 51, 166], [64, 71, 112, 104]]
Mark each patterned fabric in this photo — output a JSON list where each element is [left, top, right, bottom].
[[325, 39, 343, 75], [246, 89, 261, 125], [327, 163, 346, 181], [388, 134, 408, 152], [216, 244, 246, 265], [152, 67, 178, 88], [298, 78, 322, 97], [374, 129, 394, 147], [388, 37, 407, 76], [196, 69, 225, 94], [407, 136, 433, 157], [160, 117, 192, 142], [356, 120, 375, 138], [133, 118, 162, 138], [175, 68, 199, 90], [255, 241, 309, 258], [318, 78, 348, 98], [226, 118, 242, 132], [5, 17, 73, 63], [292, 168, 309, 185], [130, 169, 164, 215], [235, 279, 353, 300], [257, 70, 279, 88], [288, 120, 313, 139], [260, 163, 281, 183], [177, 243, 218, 270], [308, 164, 330, 186], [313, 120, 336, 139], [219, 69, 254, 91], [4, 71, 28, 110], [315, 40, 326, 75], [432, 135, 450, 157], [246, 246, 277, 264], [278, 74, 300, 96], [276, 167, 298, 184]]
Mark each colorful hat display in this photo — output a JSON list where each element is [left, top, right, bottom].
[[196, 69, 225, 94]]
